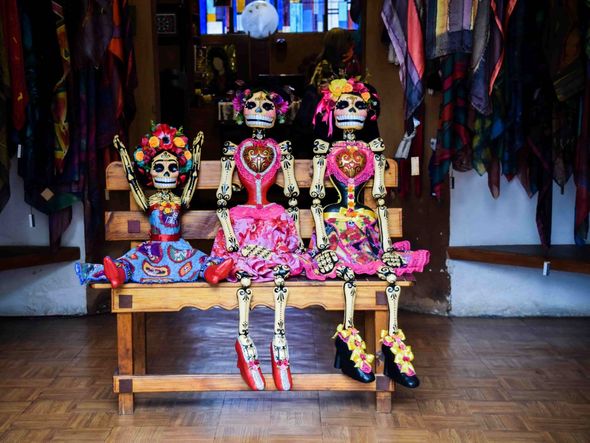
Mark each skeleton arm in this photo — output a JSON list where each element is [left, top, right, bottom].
[[370, 137, 394, 254], [279, 141, 303, 249], [310, 139, 330, 250], [181, 131, 204, 208], [113, 135, 149, 212], [216, 141, 239, 252]]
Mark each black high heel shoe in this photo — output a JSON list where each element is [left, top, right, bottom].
[[382, 343, 420, 388], [334, 335, 375, 383]]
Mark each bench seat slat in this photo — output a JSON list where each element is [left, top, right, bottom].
[[100, 277, 414, 313], [105, 208, 403, 241], [106, 159, 398, 190]]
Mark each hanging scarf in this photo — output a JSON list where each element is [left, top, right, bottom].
[[381, 0, 425, 120], [0, 0, 28, 131], [470, 0, 518, 115], [0, 12, 10, 213], [429, 53, 472, 199], [425, 0, 478, 60], [575, 65, 590, 245], [51, 0, 71, 174]]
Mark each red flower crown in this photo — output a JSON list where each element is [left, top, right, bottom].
[[133, 122, 193, 187]]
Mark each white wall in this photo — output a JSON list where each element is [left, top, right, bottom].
[[449, 170, 590, 316], [0, 157, 87, 316]]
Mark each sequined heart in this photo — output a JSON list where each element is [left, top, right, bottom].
[[242, 143, 275, 173], [335, 145, 368, 179]]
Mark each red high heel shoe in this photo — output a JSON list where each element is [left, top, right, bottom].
[[103, 257, 126, 289], [270, 342, 292, 391], [204, 258, 234, 284], [235, 338, 265, 391]]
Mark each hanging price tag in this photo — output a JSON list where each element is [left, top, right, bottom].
[[411, 156, 420, 176]]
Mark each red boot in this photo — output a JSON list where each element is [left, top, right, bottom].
[[103, 256, 127, 289], [235, 338, 265, 391], [270, 342, 293, 391], [204, 258, 234, 284]]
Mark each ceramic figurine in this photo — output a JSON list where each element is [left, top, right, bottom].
[[211, 89, 315, 391], [309, 79, 430, 387], [75, 123, 233, 288]]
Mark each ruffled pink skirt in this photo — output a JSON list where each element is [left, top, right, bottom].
[[306, 213, 430, 280], [211, 203, 315, 282]]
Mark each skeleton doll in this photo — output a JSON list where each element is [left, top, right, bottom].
[[211, 89, 315, 391], [75, 123, 233, 287], [309, 79, 430, 388]]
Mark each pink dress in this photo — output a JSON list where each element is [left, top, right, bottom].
[[307, 140, 430, 279], [211, 137, 313, 282]]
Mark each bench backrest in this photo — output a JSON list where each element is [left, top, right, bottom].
[[104, 159, 401, 242]]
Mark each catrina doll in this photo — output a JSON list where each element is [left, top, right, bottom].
[[75, 123, 233, 287], [211, 89, 317, 392], [308, 79, 430, 388]]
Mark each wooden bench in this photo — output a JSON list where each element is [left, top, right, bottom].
[[95, 158, 415, 414]]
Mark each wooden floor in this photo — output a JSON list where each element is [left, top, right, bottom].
[[0, 309, 589, 442]]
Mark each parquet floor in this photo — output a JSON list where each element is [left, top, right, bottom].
[[0, 309, 589, 442]]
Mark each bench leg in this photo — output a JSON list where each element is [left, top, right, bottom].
[[133, 313, 147, 375], [117, 312, 134, 414], [365, 310, 392, 413], [376, 392, 392, 413]]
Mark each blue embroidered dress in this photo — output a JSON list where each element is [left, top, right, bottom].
[[76, 201, 215, 284]]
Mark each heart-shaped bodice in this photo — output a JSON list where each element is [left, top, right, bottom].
[[242, 143, 276, 174], [327, 142, 374, 186], [335, 145, 368, 179], [235, 138, 282, 206]]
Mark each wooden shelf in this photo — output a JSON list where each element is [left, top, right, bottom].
[[0, 246, 81, 271], [447, 245, 590, 275]]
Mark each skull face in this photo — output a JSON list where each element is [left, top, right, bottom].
[[150, 151, 179, 189], [334, 93, 368, 131], [243, 91, 276, 129]]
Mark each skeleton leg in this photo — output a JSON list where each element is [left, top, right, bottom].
[[336, 266, 357, 329], [377, 267, 400, 335], [236, 271, 253, 337], [271, 265, 292, 390], [235, 271, 265, 390], [333, 266, 375, 383], [377, 266, 419, 388]]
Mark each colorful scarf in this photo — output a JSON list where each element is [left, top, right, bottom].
[[429, 53, 472, 199], [0, 0, 28, 131], [425, 0, 478, 60], [381, 0, 425, 120], [51, 0, 71, 174], [0, 12, 10, 213]]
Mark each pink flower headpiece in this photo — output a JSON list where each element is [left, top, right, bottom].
[[232, 89, 290, 124], [315, 78, 379, 136]]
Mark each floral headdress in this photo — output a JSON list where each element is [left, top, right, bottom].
[[133, 122, 193, 187], [315, 78, 379, 136], [232, 89, 290, 125]]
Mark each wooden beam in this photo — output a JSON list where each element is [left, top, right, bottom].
[[113, 373, 395, 392], [447, 245, 590, 275], [0, 246, 80, 271], [106, 278, 415, 313]]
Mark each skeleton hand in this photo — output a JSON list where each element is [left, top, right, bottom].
[[382, 250, 405, 268], [241, 244, 273, 259], [113, 135, 126, 152], [314, 249, 339, 274]]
